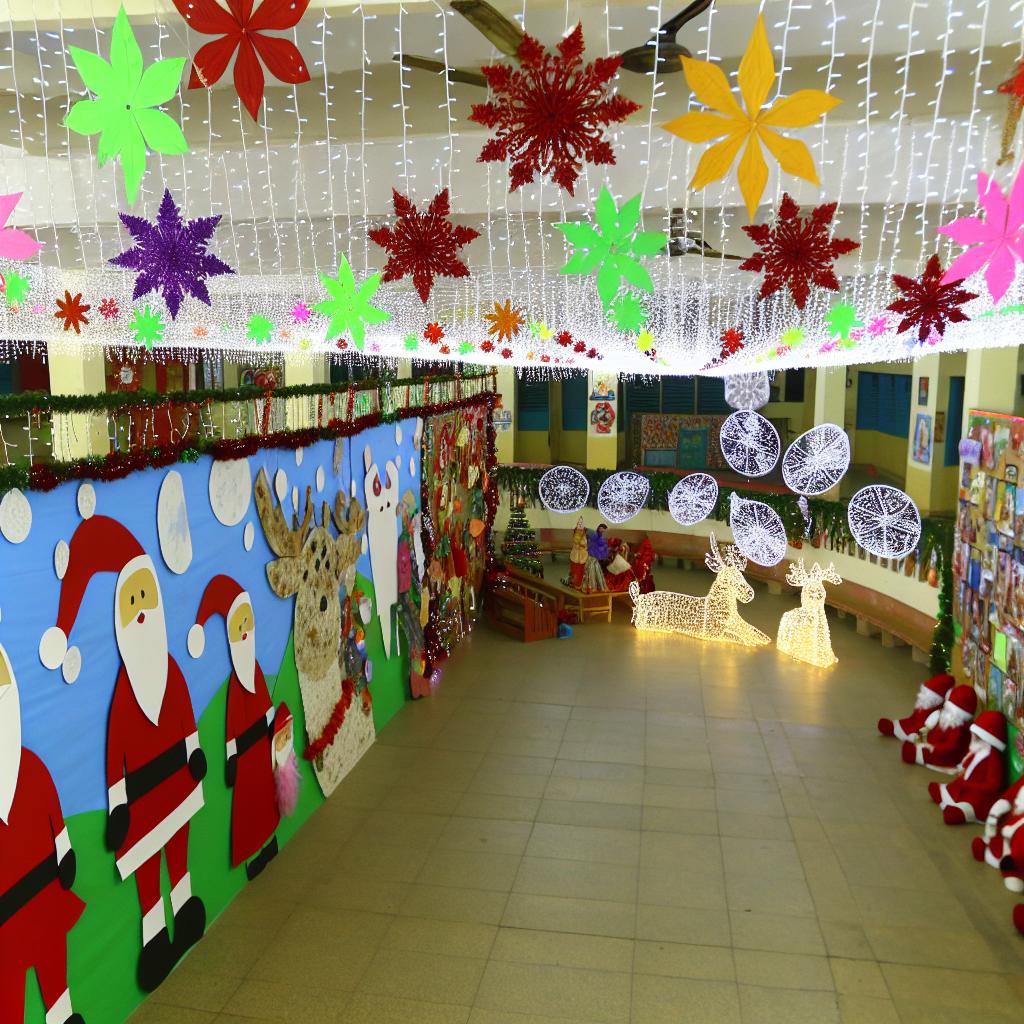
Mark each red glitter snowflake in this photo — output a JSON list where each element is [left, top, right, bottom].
[[439, 344, 451, 355], [480, 340, 495, 353], [368, 189, 479, 304], [556, 330, 573, 348], [500, 347, 513, 359], [586, 347, 601, 360], [888, 254, 978, 342], [719, 327, 744, 361], [573, 340, 586, 353], [740, 194, 859, 310], [424, 322, 444, 345], [98, 296, 120, 320], [469, 24, 640, 196], [54, 291, 90, 334]]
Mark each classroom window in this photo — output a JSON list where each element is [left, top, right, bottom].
[[783, 368, 806, 402], [856, 371, 911, 437], [625, 378, 661, 430], [562, 373, 588, 431], [946, 376, 965, 467], [517, 378, 549, 431]]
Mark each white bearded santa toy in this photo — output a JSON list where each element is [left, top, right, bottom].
[[0, 642, 86, 1024], [971, 775, 1024, 892], [38, 515, 206, 992], [927, 710, 1007, 825], [878, 673, 954, 741], [188, 575, 280, 879], [901, 684, 977, 773]]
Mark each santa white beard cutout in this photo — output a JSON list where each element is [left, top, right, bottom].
[[915, 686, 943, 710], [937, 703, 971, 731], [115, 558, 169, 727], [0, 660, 21, 825], [229, 630, 256, 694]]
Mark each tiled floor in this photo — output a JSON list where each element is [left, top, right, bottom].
[[132, 566, 1024, 1024]]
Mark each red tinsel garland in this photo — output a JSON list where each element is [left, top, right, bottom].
[[303, 678, 356, 762]]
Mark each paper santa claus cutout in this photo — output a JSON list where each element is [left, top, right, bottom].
[[0, 642, 86, 1024], [928, 710, 1007, 825], [189, 574, 280, 878], [878, 673, 954, 742], [901, 684, 977, 773], [38, 514, 206, 992], [272, 702, 300, 817], [972, 775, 1024, 892]]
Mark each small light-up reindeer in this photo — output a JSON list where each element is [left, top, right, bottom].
[[776, 560, 842, 667], [629, 534, 770, 646]]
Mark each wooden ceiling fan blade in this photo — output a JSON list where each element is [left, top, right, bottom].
[[391, 54, 487, 88], [450, 0, 525, 58], [657, 0, 714, 40]]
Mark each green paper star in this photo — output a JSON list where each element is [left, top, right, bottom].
[[65, 6, 188, 206], [826, 303, 863, 341], [403, 333, 419, 351], [247, 314, 274, 345], [130, 305, 164, 349], [4, 271, 30, 307], [555, 186, 667, 311], [458, 340, 475, 355], [312, 256, 391, 351], [608, 291, 648, 333], [529, 321, 553, 341], [781, 326, 805, 347]]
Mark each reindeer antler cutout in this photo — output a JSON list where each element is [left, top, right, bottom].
[[255, 468, 312, 557]]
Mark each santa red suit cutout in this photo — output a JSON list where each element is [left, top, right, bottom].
[[972, 775, 1024, 893], [927, 710, 1007, 825], [878, 673, 954, 742], [901, 684, 977, 773], [188, 575, 280, 879], [38, 516, 207, 993], [0, 643, 86, 1024]]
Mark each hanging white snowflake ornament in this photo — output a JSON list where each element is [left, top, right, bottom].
[[539, 465, 590, 514], [720, 411, 780, 477], [597, 471, 650, 524], [725, 373, 770, 411], [668, 473, 719, 527], [847, 485, 921, 559], [729, 492, 788, 566], [782, 423, 851, 496]]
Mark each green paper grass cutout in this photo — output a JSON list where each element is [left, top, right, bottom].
[[130, 305, 164, 349], [312, 256, 390, 351], [403, 333, 419, 351], [4, 271, 29, 307], [608, 291, 648, 333], [247, 314, 274, 344], [826, 303, 863, 341], [555, 187, 666, 310], [65, 7, 188, 205]]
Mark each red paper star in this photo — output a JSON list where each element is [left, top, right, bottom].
[[54, 291, 90, 334], [172, 0, 311, 121], [480, 340, 495, 353], [573, 340, 586, 353], [740, 194, 859, 310], [500, 347, 513, 359], [556, 330, 573, 348], [720, 327, 745, 361], [424, 322, 444, 345], [888, 254, 978, 342], [368, 189, 479, 304], [469, 24, 640, 196]]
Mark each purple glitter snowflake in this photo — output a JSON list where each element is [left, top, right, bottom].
[[291, 301, 311, 324], [109, 189, 233, 319]]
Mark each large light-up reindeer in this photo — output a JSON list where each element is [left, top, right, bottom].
[[629, 534, 770, 646], [777, 560, 842, 667]]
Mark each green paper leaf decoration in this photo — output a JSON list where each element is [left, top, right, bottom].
[[130, 305, 164, 349], [312, 256, 391, 351], [826, 302, 863, 341], [247, 314, 274, 344], [65, 6, 187, 205]]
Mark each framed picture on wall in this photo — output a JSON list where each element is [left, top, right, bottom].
[[918, 377, 929, 405], [912, 412, 933, 465]]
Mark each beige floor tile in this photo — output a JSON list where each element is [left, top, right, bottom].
[[131, 1005, 219, 1024], [865, 924, 1003, 971], [641, 805, 719, 835], [720, 837, 805, 881], [455, 792, 542, 821], [436, 816, 534, 856], [400, 883, 510, 925], [818, 921, 875, 961], [490, 926, 634, 972], [717, 811, 792, 841], [417, 847, 523, 892], [638, 865, 726, 910], [881, 964, 1020, 1014], [836, 994, 901, 1024], [729, 912, 826, 956], [358, 949, 486, 1006], [524, 822, 641, 866], [536, 798, 643, 830], [738, 985, 840, 1023], [502, 892, 636, 939], [467, 1011, 607, 1024], [470, 770, 551, 799], [513, 855, 638, 903], [381, 916, 499, 959], [631, 975, 741, 1024], [733, 950, 834, 991], [636, 905, 731, 947], [220, 978, 349, 1022], [725, 874, 817, 918], [633, 941, 736, 982], [829, 958, 889, 998], [340, 993, 472, 1024], [151, 962, 242, 1013], [338, 835, 433, 883]]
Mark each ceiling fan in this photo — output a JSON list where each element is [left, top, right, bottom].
[[392, 0, 715, 86]]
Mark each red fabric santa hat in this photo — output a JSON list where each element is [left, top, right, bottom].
[[971, 709, 1007, 751], [187, 574, 249, 659], [39, 515, 146, 684], [922, 673, 955, 703], [946, 685, 978, 718]]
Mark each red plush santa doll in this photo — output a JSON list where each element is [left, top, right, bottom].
[[972, 775, 1024, 892], [901, 684, 977, 772], [0, 642, 86, 1024], [38, 515, 206, 992], [878, 673, 955, 741], [927, 710, 1007, 824], [188, 575, 279, 880]]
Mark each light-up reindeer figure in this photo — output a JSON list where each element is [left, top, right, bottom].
[[776, 560, 842, 667], [629, 534, 770, 646]]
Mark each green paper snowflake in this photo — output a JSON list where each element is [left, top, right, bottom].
[[247, 314, 274, 345], [780, 326, 805, 347], [826, 303, 863, 341], [403, 333, 419, 351], [458, 340, 475, 355], [4, 271, 30, 307], [130, 305, 164, 349], [312, 256, 391, 351], [636, 328, 655, 353], [65, 6, 188, 205], [555, 187, 667, 310], [608, 292, 648, 333]]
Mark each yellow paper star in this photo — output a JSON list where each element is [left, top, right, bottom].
[[663, 16, 840, 218], [636, 329, 655, 352]]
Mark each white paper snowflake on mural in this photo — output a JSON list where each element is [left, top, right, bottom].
[[0, 488, 31, 544], [667, 473, 719, 527], [720, 411, 780, 478], [782, 423, 851, 496], [847, 485, 921, 560], [597, 472, 650, 524], [729, 492, 788, 566], [539, 465, 590, 514], [725, 373, 770, 411]]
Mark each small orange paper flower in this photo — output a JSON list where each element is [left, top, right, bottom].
[[484, 299, 524, 343], [663, 16, 839, 218]]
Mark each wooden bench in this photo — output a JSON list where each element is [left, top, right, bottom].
[[504, 566, 634, 624], [486, 573, 559, 642]]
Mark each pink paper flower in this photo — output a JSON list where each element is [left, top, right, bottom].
[[867, 315, 889, 338], [291, 301, 310, 324], [0, 193, 44, 261]]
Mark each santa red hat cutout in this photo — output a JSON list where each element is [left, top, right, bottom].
[[188, 574, 280, 880], [927, 710, 1007, 825], [0, 643, 86, 1024], [878, 673, 954, 741], [901, 684, 977, 772], [972, 775, 1024, 893], [38, 515, 207, 993]]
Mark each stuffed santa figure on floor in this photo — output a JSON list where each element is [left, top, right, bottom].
[[927, 710, 1007, 824], [971, 775, 1024, 892], [901, 684, 977, 772], [188, 575, 279, 880], [0, 643, 86, 1024], [878, 673, 955, 741], [38, 515, 206, 993]]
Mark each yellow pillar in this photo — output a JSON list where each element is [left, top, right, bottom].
[[493, 367, 515, 464], [812, 367, 848, 500], [284, 354, 327, 429], [48, 348, 109, 461], [963, 348, 1022, 435], [585, 370, 617, 470]]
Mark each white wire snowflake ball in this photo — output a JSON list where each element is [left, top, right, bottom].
[[725, 372, 770, 411], [782, 423, 851, 496], [720, 410, 780, 478], [538, 465, 590, 514], [729, 492, 788, 566], [668, 473, 719, 527], [597, 471, 650, 524], [847, 485, 921, 560]]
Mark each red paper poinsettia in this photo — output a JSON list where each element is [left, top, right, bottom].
[[740, 194, 858, 310], [888, 254, 977, 342], [719, 327, 744, 361], [556, 330, 573, 348], [172, 0, 311, 121], [469, 24, 640, 196], [368, 189, 479, 304], [424, 322, 444, 345]]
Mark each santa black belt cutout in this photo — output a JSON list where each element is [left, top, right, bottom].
[[0, 849, 74, 928], [123, 737, 206, 806]]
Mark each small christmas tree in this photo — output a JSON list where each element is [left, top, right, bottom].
[[502, 502, 543, 577]]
